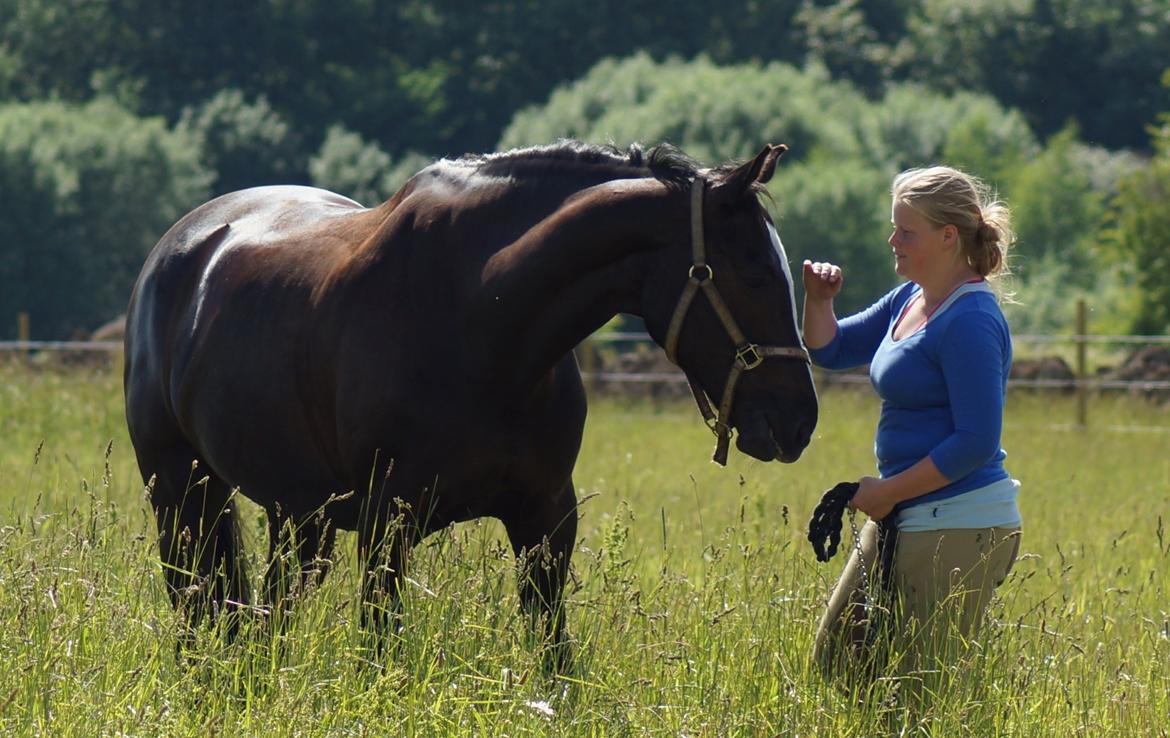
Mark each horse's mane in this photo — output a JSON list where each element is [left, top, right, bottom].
[[453, 140, 716, 191]]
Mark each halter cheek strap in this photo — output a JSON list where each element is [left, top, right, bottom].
[[663, 177, 810, 466]]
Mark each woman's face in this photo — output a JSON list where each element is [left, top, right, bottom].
[[888, 201, 949, 282]]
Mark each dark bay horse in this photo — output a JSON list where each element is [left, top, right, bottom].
[[123, 140, 818, 668]]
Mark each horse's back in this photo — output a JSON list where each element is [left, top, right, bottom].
[[129, 187, 364, 361]]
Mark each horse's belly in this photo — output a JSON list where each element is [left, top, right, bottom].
[[173, 340, 341, 510]]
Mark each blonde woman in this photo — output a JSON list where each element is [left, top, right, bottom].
[[803, 166, 1022, 689]]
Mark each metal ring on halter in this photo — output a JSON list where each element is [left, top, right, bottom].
[[688, 263, 713, 282], [734, 343, 763, 370]]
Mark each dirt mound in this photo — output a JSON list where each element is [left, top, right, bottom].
[[91, 315, 126, 343], [1102, 346, 1170, 385], [576, 345, 689, 398], [37, 315, 125, 368], [1010, 355, 1075, 391]]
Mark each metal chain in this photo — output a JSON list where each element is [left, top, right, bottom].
[[847, 509, 872, 612]]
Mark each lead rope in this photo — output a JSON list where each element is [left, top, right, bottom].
[[808, 481, 885, 639], [846, 508, 873, 615], [809, 482, 903, 665]]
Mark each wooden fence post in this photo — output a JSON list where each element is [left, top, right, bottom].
[[579, 338, 597, 395], [1075, 299, 1088, 427], [17, 311, 31, 363]]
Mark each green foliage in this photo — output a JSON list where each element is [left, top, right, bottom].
[[1109, 122, 1170, 334], [771, 158, 896, 313], [2, 0, 1168, 159], [898, 0, 1170, 149], [501, 54, 865, 167], [0, 98, 210, 338], [0, 0, 811, 159], [176, 89, 305, 196], [1008, 128, 1103, 283], [939, 101, 1040, 185], [501, 56, 890, 310], [0, 0, 127, 102], [0, 0, 1166, 339], [796, 0, 901, 93], [856, 83, 1040, 179], [502, 54, 1068, 314], [309, 126, 433, 205]]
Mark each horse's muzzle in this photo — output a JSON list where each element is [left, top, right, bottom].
[[735, 408, 813, 463]]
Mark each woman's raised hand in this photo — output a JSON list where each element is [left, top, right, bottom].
[[802, 260, 844, 302]]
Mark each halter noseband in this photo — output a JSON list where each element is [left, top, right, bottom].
[[663, 176, 810, 466]]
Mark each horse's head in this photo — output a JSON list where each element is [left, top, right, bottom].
[[643, 144, 818, 464]]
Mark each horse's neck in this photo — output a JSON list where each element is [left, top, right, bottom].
[[476, 178, 674, 385]]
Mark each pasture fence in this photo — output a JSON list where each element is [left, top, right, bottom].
[[578, 332, 1170, 391], [575, 300, 1170, 430], [5, 302, 1170, 429]]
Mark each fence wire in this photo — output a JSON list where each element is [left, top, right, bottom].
[[2, 334, 1169, 393]]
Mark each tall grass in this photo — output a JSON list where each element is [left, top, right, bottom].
[[0, 362, 1166, 736]]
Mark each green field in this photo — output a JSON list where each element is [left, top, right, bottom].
[[0, 363, 1167, 737]]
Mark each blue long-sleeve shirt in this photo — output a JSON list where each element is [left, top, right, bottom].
[[809, 281, 1011, 511]]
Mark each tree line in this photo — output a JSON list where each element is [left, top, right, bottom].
[[1, 0, 1169, 337]]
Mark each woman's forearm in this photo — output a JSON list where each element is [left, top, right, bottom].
[[802, 295, 839, 350], [881, 456, 951, 505], [852, 456, 952, 520]]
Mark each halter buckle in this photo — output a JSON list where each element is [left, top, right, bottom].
[[735, 343, 763, 370], [688, 263, 713, 283]]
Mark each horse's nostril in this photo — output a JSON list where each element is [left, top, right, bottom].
[[797, 419, 816, 447]]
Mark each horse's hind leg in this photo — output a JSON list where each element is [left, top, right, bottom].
[[502, 478, 579, 675], [144, 444, 251, 637], [264, 506, 337, 610]]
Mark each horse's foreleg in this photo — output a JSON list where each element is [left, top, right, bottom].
[[357, 508, 414, 647], [504, 478, 579, 675]]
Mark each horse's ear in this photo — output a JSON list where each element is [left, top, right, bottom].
[[756, 144, 787, 185], [713, 144, 788, 198]]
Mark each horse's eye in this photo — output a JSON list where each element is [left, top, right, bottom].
[[741, 266, 772, 289]]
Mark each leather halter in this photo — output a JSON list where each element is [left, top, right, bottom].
[[663, 176, 811, 466]]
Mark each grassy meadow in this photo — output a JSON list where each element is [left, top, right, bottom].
[[0, 361, 1167, 737]]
